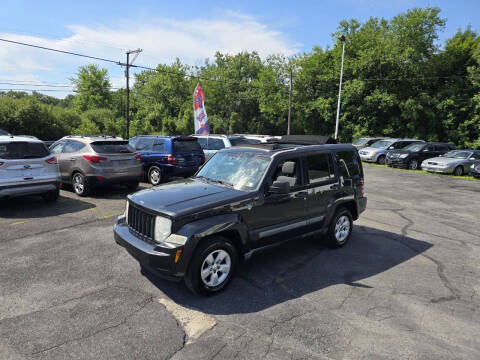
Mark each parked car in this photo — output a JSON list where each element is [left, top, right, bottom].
[[0, 135, 61, 201], [128, 135, 205, 185], [0, 129, 10, 136], [352, 137, 385, 150], [192, 134, 250, 160], [49, 135, 143, 196], [233, 134, 280, 143], [386, 142, 456, 170], [43, 140, 55, 148], [421, 150, 480, 176], [469, 163, 480, 178], [114, 136, 367, 295], [359, 138, 424, 164]]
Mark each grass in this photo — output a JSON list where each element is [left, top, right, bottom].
[[362, 161, 480, 182]]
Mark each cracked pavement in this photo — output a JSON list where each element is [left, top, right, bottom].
[[1, 166, 479, 359]]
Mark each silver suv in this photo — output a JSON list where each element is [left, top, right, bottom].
[[0, 135, 61, 201], [192, 135, 249, 160], [49, 135, 143, 196]]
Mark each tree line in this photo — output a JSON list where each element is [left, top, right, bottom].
[[0, 7, 479, 147]]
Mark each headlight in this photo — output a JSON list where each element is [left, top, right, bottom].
[[154, 216, 172, 242], [125, 201, 129, 222], [439, 163, 449, 167], [370, 151, 377, 156], [399, 154, 409, 159]]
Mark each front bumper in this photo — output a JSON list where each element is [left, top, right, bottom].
[[0, 179, 60, 198], [359, 153, 377, 162], [386, 158, 409, 168], [421, 164, 453, 173], [114, 216, 183, 281], [470, 167, 480, 178]]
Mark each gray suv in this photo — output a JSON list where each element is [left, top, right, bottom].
[[0, 135, 61, 201], [50, 136, 143, 196]]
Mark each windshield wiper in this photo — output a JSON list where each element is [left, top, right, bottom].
[[209, 178, 234, 188]]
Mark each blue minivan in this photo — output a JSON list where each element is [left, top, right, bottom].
[[128, 136, 205, 185]]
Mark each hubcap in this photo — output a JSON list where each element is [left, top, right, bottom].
[[334, 215, 350, 243], [200, 249, 231, 287], [73, 174, 84, 194], [410, 160, 418, 170], [379, 156, 385, 164], [150, 169, 160, 184]]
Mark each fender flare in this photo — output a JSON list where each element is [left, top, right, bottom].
[[173, 213, 249, 275]]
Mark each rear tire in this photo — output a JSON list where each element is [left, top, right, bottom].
[[326, 208, 353, 248], [377, 155, 386, 165], [72, 172, 90, 196], [148, 166, 163, 186], [184, 236, 238, 296], [42, 188, 59, 202], [453, 166, 464, 176]]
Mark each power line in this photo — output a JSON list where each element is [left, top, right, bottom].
[[0, 88, 74, 92]]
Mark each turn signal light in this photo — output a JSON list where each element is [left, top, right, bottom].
[[174, 249, 182, 263], [83, 155, 107, 163], [0, 162, 3, 166], [167, 154, 178, 165]]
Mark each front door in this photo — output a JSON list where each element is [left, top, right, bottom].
[[246, 156, 309, 248]]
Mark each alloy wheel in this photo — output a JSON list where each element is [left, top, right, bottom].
[[149, 168, 161, 185], [334, 215, 351, 243], [200, 249, 231, 287], [73, 174, 84, 194]]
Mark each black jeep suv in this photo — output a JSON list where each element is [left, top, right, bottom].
[[114, 137, 367, 295]]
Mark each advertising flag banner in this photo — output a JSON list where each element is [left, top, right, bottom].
[[193, 83, 210, 135]]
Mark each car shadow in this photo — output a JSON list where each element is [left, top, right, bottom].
[[142, 225, 433, 314], [61, 183, 152, 200], [0, 194, 95, 218]]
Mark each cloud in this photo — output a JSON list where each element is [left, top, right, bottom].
[[0, 10, 299, 97]]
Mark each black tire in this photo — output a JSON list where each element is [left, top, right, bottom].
[[326, 208, 353, 248], [453, 165, 464, 176], [148, 165, 164, 186], [409, 159, 418, 170], [72, 172, 90, 196], [126, 181, 140, 191], [42, 188, 59, 202], [377, 155, 386, 165], [184, 236, 238, 296]]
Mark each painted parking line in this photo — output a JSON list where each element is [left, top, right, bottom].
[[10, 220, 27, 226]]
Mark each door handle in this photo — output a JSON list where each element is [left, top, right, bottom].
[[70, 158, 76, 161], [295, 191, 308, 199]]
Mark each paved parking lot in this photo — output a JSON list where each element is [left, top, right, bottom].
[[1, 166, 479, 360]]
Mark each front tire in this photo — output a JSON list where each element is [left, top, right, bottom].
[[453, 165, 464, 176], [72, 172, 90, 196], [409, 159, 418, 170], [326, 208, 353, 248], [377, 155, 386, 165], [184, 236, 238, 296], [148, 166, 163, 186]]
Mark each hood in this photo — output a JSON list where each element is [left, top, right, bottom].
[[425, 156, 462, 164], [128, 178, 247, 218]]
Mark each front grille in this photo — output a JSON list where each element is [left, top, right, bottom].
[[127, 203, 155, 243]]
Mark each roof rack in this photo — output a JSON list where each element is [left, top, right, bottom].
[[274, 135, 338, 145]]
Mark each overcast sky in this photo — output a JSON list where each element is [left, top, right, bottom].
[[0, 0, 479, 98]]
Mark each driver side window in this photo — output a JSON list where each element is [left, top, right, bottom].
[[271, 158, 301, 189]]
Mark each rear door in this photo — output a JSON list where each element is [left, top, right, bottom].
[[0, 141, 56, 186], [60, 140, 86, 181], [172, 137, 204, 167]]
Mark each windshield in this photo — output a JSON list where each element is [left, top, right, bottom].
[[353, 138, 368, 145], [443, 151, 471, 159], [196, 151, 271, 191], [403, 143, 424, 152], [370, 140, 394, 149]]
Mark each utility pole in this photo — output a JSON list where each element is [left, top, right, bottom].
[[125, 49, 142, 139], [334, 35, 346, 140], [287, 67, 293, 136]]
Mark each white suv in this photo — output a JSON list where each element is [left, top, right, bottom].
[[0, 135, 61, 201], [192, 135, 249, 160]]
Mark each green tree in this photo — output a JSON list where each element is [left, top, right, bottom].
[[71, 64, 112, 112]]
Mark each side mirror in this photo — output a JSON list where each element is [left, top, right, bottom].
[[388, 146, 394, 150], [268, 181, 290, 195]]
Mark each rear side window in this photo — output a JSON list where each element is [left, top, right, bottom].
[[135, 138, 154, 151], [229, 137, 248, 146], [152, 140, 165, 152], [207, 138, 225, 150], [91, 141, 133, 154], [63, 141, 86, 153], [173, 139, 202, 152], [0, 142, 49, 159], [196, 138, 207, 149], [336, 151, 361, 177], [305, 153, 335, 183]]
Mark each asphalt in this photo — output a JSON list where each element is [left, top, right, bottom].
[[0, 166, 479, 360]]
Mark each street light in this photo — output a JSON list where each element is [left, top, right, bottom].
[[334, 35, 346, 140]]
